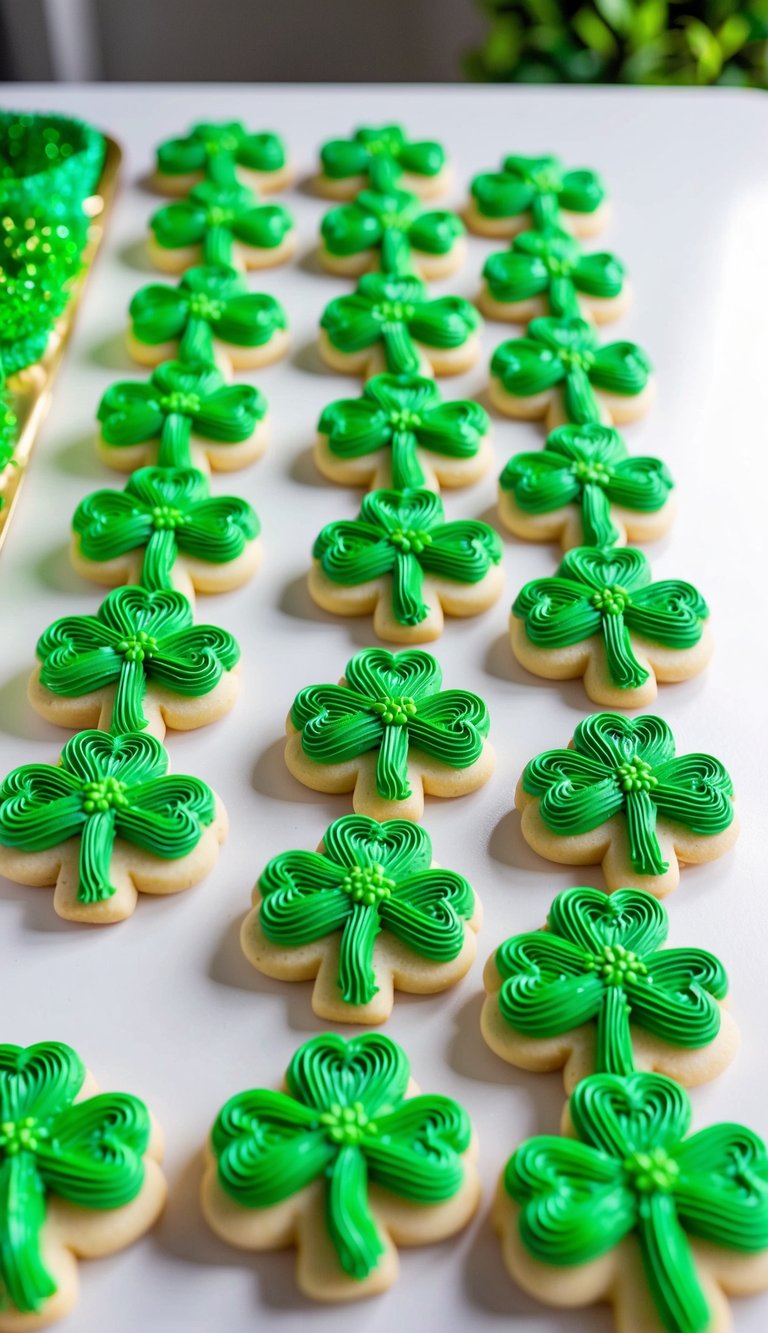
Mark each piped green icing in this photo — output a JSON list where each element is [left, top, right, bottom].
[[321, 187, 463, 276], [155, 121, 287, 187], [320, 125, 446, 193], [210, 1032, 471, 1280], [483, 227, 625, 319], [129, 264, 287, 362], [150, 181, 293, 267], [259, 815, 475, 1006], [471, 154, 605, 230], [505, 1071, 768, 1333]]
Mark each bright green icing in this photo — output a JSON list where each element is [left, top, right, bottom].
[[522, 712, 735, 877], [505, 1071, 768, 1333], [483, 227, 625, 318], [129, 264, 287, 362], [211, 1032, 471, 1280], [318, 373, 489, 491], [72, 466, 259, 592], [0, 730, 215, 903], [313, 488, 501, 626], [259, 815, 475, 1005], [150, 180, 294, 267], [36, 585, 240, 734], [471, 154, 606, 229], [155, 121, 287, 187], [499, 422, 674, 547], [0, 110, 105, 216], [491, 316, 651, 424], [494, 885, 727, 1076], [321, 187, 463, 276], [97, 359, 266, 469], [513, 545, 708, 689], [0, 1041, 150, 1314], [0, 207, 87, 377], [320, 273, 480, 376], [320, 125, 446, 193], [290, 647, 490, 802]]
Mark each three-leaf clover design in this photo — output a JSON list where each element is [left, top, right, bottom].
[[155, 120, 289, 191], [311, 488, 502, 639], [287, 646, 491, 817], [501, 1072, 768, 1333], [204, 1033, 476, 1295], [481, 227, 626, 322], [483, 885, 732, 1089], [129, 264, 288, 370], [318, 124, 448, 197], [316, 372, 491, 492], [0, 1041, 157, 1316], [469, 154, 606, 234], [320, 187, 464, 278], [97, 359, 267, 472], [519, 711, 736, 893], [511, 545, 709, 704], [246, 814, 478, 1018], [0, 730, 216, 908], [33, 585, 240, 736], [490, 316, 652, 427], [320, 273, 481, 378], [498, 422, 674, 549], [149, 181, 295, 270], [72, 466, 260, 598]]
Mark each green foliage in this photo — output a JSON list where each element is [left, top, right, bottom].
[[466, 0, 768, 85]]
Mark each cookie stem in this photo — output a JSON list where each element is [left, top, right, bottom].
[[636, 1193, 711, 1333], [595, 983, 634, 1077], [625, 788, 668, 878], [338, 901, 381, 1005], [158, 412, 193, 469], [325, 1143, 384, 1279], [78, 809, 118, 903]]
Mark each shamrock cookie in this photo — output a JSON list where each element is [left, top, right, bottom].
[[0, 730, 226, 924], [29, 586, 241, 741], [494, 1071, 768, 1333], [128, 264, 289, 375], [97, 360, 269, 474], [479, 227, 629, 325], [241, 815, 481, 1024], [467, 153, 609, 238], [285, 646, 494, 821], [319, 274, 482, 379], [510, 546, 711, 708], [315, 373, 493, 492], [0, 1041, 165, 1331], [71, 466, 261, 603], [482, 886, 739, 1093], [517, 712, 738, 897], [319, 188, 465, 280], [201, 1033, 479, 1301], [310, 488, 503, 643], [153, 121, 293, 196], [149, 181, 296, 273], [498, 423, 675, 549], [489, 316, 653, 428], [315, 124, 451, 200]]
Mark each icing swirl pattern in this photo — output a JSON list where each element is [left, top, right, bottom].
[[129, 264, 287, 362]]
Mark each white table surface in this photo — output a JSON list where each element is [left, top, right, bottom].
[[1, 83, 767, 1333]]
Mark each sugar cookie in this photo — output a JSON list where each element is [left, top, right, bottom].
[[467, 153, 609, 239], [479, 227, 629, 325], [149, 181, 295, 273], [315, 125, 451, 200], [320, 187, 464, 280], [153, 121, 293, 196]]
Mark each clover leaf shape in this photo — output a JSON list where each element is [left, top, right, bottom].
[[310, 487, 502, 641], [97, 359, 267, 473], [499, 1072, 768, 1333], [286, 646, 492, 821], [498, 422, 675, 550], [203, 1033, 477, 1299], [320, 187, 464, 279], [149, 180, 295, 271], [481, 227, 627, 323], [0, 1041, 162, 1319], [128, 264, 288, 372], [243, 814, 479, 1022], [0, 730, 219, 920], [483, 885, 735, 1092], [318, 124, 448, 198], [320, 273, 481, 378], [518, 712, 737, 896], [490, 316, 653, 428], [469, 153, 607, 235], [32, 585, 240, 738], [511, 545, 710, 706], [155, 120, 289, 192], [316, 372, 492, 492], [71, 466, 260, 601]]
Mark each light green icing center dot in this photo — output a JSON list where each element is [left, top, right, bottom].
[[616, 758, 659, 793], [572, 459, 611, 485], [369, 694, 417, 725], [187, 293, 222, 320], [389, 407, 422, 430], [151, 504, 186, 529], [0, 1116, 49, 1157], [81, 776, 130, 813], [317, 1101, 378, 1146], [205, 134, 239, 154], [584, 942, 648, 986], [531, 167, 561, 192], [558, 347, 595, 371], [623, 1146, 680, 1194], [159, 391, 201, 416], [341, 863, 395, 906], [544, 253, 574, 277], [389, 527, 432, 555], [591, 584, 632, 615], [115, 630, 158, 663], [206, 205, 236, 227], [375, 300, 415, 322], [367, 138, 398, 157]]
